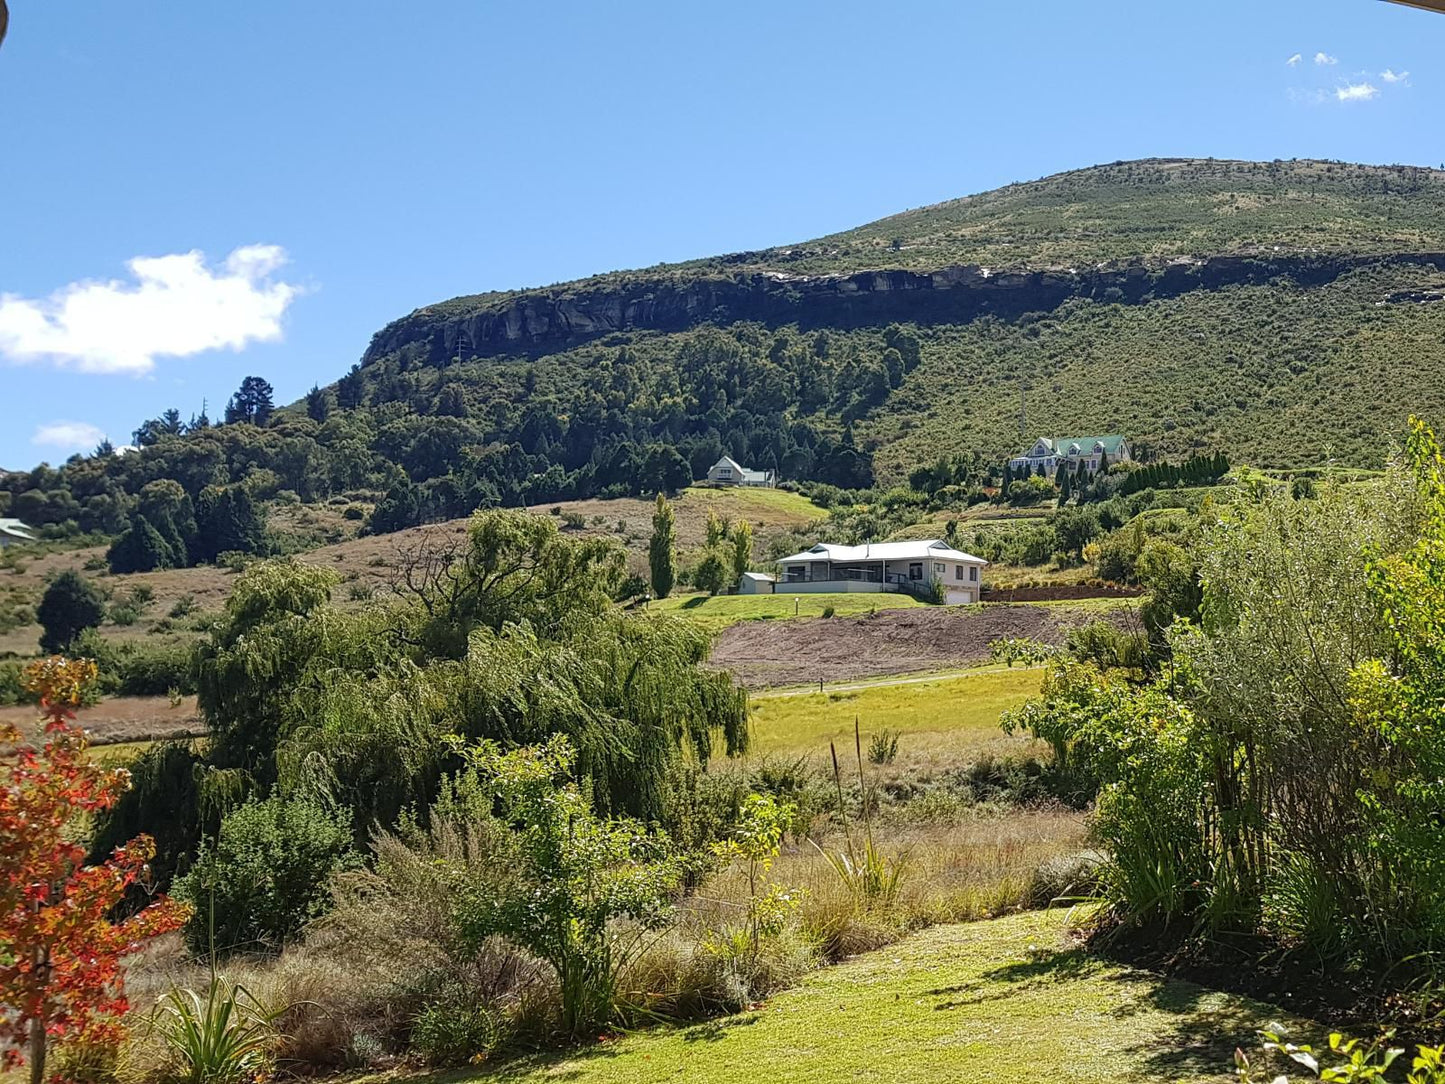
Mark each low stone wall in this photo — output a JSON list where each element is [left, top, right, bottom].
[[981, 583, 1142, 603]]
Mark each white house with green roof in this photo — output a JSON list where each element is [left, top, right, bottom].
[[1008, 434, 1131, 478]]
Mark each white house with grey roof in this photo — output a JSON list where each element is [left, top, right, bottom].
[[773, 539, 987, 605], [705, 455, 775, 488], [0, 518, 37, 548]]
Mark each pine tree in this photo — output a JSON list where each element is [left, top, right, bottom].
[[649, 493, 676, 599], [1058, 471, 1072, 505], [224, 376, 275, 425], [305, 384, 331, 422], [106, 516, 175, 574]]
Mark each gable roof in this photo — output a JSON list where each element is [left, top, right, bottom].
[[711, 455, 746, 474], [775, 539, 986, 565], [0, 518, 36, 542], [1017, 435, 1128, 457]]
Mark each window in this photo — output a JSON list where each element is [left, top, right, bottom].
[[969, 566, 978, 582], [954, 565, 964, 580], [934, 562, 945, 575], [908, 562, 922, 581]]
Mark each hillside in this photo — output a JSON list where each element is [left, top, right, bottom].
[[8, 156, 1445, 566], [353, 157, 1445, 476]]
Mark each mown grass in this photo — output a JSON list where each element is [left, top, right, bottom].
[[677, 485, 826, 523], [440, 908, 1299, 1084], [651, 591, 925, 632], [748, 667, 1042, 762]]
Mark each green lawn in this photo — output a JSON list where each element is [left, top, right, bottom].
[[749, 667, 1043, 760], [650, 591, 925, 632], [474, 909, 1298, 1084], [678, 485, 826, 523]]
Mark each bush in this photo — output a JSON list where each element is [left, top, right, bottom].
[[37, 569, 105, 653], [409, 1000, 506, 1067], [176, 797, 356, 955], [115, 642, 196, 696], [169, 594, 198, 619]]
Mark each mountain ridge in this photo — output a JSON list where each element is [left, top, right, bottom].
[[363, 157, 1445, 368]]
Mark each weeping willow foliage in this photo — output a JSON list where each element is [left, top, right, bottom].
[[111, 511, 751, 869]]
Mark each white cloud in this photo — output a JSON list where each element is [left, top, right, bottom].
[[32, 420, 106, 453], [1336, 82, 1379, 102], [1315, 51, 1338, 65], [1381, 68, 1410, 84], [0, 245, 301, 375], [1286, 53, 1302, 67]]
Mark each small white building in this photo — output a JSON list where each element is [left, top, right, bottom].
[[706, 455, 775, 488], [774, 539, 987, 605], [0, 518, 37, 548], [737, 571, 776, 595]]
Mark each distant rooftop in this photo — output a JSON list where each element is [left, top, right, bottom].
[[776, 539, 986, 565]]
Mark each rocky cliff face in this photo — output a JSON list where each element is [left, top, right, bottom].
[[362, 252, 1445, 368]]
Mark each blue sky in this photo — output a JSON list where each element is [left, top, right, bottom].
[[0, 0, 1438, 469]]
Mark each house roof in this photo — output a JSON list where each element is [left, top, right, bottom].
[[1016, 434, 1128, 457], [0, 518, 36, 541], [740, 571, 776, 582], [711, 455, 772, 482], [775, 539, 986, 565]]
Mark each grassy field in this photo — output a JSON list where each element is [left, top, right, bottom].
[[454, 908, 1296, 1084], [652, 591, 925, 632], [748, 667, 1043, 764]]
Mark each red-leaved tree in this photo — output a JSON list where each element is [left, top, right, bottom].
[[1, 657, 189, 1084]]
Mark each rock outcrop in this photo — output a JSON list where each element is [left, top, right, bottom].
[[362, 252, 1445, 368]]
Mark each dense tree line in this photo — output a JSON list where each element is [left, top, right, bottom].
[[4, 323, 915, 543]]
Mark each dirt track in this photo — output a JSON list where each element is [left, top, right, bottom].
[[709, 603, 1130, 688]]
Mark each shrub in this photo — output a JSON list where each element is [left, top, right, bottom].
[[866, 729, 899, 765], [409, 1000, 506, 1067], [169, 595, 198, 619], [115, 642, 196, 696], [37, 570, 105, 654], [451, 738, 684, 1037], [176, 797, 355, 955], [821, 604, 836, 618]]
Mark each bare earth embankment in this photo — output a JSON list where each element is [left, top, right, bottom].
[[710, 602, 1127, 687]]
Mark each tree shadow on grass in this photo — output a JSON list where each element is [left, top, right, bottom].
[[681, 1013, 762, 1043], [927, 946, 1102, 1011], [680, 596, 708, 609], [1121, 993, 1277, 1082]]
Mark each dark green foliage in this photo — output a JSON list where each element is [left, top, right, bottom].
[[1116, 453, 1229, 497], [224, 375, 275, 426], [175, 795, 355, 954], [88, 741, 205, 886], [1052, 506, 1097, 560], [200, 485, 267, 561], [366, 477, 421, 534], [305, 383, 331, 422], [649, 493, 676, 599], [36, 569, 105, 653], [106, 515, 176, 573]]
